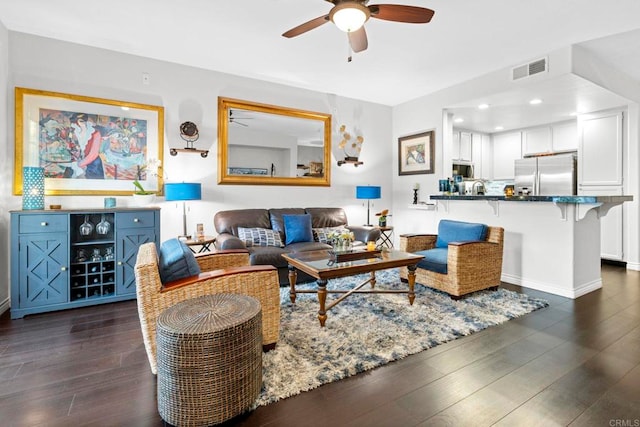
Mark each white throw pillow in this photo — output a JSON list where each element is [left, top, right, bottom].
[[237, 227, 284, 247], [312, 226, 349, 244]]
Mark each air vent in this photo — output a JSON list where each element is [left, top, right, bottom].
[[512, 57, 548, 80]]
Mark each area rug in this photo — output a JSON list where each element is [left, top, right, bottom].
[[253, 269, 548, 408]]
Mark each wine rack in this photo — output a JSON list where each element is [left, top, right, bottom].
[[70, 212, 116, 301], [10, 208, 160, 319]]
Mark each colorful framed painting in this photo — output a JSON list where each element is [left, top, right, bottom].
[[14, 87, 164, 196], [227, 167, 269, 176], [398, 130, 435, 175]]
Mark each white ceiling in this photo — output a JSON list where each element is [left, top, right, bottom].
[[1, 0, 640, 132], [446, 73, 633, 134]]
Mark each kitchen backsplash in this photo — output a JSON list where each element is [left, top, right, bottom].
[[484, 180, 515, 196]]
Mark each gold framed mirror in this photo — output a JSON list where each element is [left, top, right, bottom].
[[218, 97, 331, 186]]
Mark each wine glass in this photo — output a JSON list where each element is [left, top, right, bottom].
[[79, 215, 94, 236], [96, 214, 111, 235]]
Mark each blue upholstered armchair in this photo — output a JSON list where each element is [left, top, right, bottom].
[[399, 219, 504, 298]]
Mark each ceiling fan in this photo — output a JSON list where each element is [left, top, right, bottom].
[[229, 110, 252, 127], [282, 0, 435, 54]]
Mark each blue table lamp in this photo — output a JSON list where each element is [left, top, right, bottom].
[[165, 182, 202, 239], [356, 185, 381, 226]]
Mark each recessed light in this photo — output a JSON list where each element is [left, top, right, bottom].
[[494, 126, 504, 131], [478, 103, 489, 110], [454, 118, 464, 123], [121, 106, 130, 111], [529, 98, 542, 105]]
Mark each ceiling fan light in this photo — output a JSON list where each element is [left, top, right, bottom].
[[330, 2, 370, 33]]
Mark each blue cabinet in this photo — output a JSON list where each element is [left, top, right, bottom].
[[18, 232, 69, 307], [10, 208, 160, 319], [115, 210, 159, 296]]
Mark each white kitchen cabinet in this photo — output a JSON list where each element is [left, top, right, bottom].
[[452, 131, 460, 160], [452, 130, 472, 162], [551, 121, 578, 152], [472, 133, 482, 177], [522, 121, 577, 156], [492, 131, 522, 179], [523, 127, 552, 155], [471, 133, 492, 179], [459, 132, 472, 161], [579, 187, 624, 261], [578, 110, 623, 187], [481, 134, 493, 179]]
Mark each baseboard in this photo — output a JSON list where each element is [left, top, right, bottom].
[[572, 278, 603, 298], [500, 273, 602, 299], [500, 273, 522, 287], [625, 261, 640, 271], [0, 297, 9, 317]]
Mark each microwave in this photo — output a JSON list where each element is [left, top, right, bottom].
[[452, 163, 474, 178]]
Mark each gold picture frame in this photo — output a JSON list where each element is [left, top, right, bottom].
[[218, 97, 332, 186], [14, 87, 164, 196]]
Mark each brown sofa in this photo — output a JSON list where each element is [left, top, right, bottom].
[[214, 207, 381, 285]]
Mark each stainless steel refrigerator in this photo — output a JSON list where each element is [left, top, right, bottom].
[[514, 153, 577, 195]]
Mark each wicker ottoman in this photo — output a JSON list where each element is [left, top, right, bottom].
[[156, 294, 263, 426]]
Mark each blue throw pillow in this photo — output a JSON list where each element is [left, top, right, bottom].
[[158, 238, 201, 283], [435, 220, 487, 249], [283, 214, 313, 245]]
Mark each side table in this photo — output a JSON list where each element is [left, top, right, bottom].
[[156, 293, 263, 426], [376, 226, 394, 248], [183, 235, 216, 253]]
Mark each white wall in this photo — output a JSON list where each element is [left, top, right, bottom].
[[624, 104, 640, 269], [392, 47, 574, 236], [297, 146, 324, 174], [572, 45, 640, 270], [0, 21, 9, 314], [3, 32, 392, 313], [392, 45, 640, 272], [228, 126, 297, 176]]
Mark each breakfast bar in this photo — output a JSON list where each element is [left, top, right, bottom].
[[425, 194, 632, 299]]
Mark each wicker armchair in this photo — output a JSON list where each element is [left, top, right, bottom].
[[135, 242, 280, 374], [399, 222, 504, 299]]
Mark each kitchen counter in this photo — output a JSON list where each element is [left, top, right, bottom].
[[430, 194, 633, 203], [411, 194, 634, 299]]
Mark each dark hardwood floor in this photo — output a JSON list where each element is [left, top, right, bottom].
[[1, 264, 639, 426]]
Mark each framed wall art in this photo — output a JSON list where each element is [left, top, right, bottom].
[[398, 130, 435, 175], [227, 167, 269, 176], [14, 87, 164, 196]]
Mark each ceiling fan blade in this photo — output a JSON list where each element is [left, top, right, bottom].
[[282, 15, 330, 38], [369, 4, 435, 23], [348, 27, 368, 53], [229, 111, 253, 120], [230, 119, 249, 127]]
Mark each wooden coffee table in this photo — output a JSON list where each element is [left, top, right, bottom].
[[282, 249, 424, 327]]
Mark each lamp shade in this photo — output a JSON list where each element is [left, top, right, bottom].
[[330, 2, 370, 32], [356, 185, 381, 200], [22, 166, 45, 210], [165, 183, 202, 201]]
